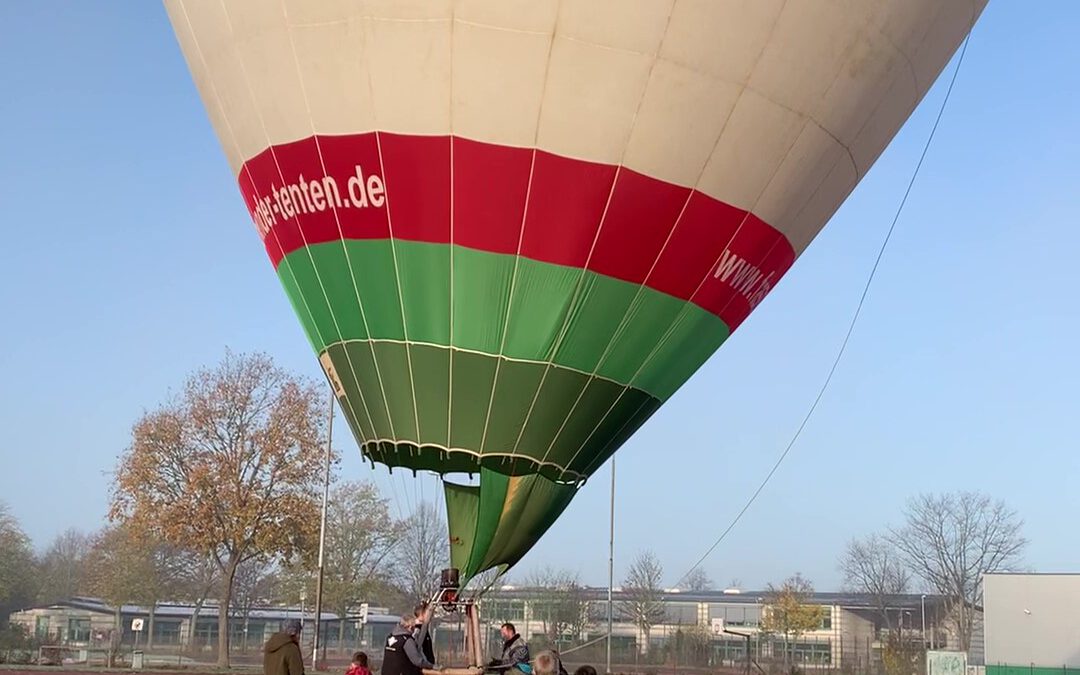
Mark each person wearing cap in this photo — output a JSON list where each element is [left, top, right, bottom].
[[381, 613, 438, 675], [264, 619, 305, 675]]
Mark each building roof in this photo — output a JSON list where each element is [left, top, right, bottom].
[[983, 571, 1080, 576], [486, 587, 949, 611], [15, 588, 950, 622], [18, 597, 399, 623]]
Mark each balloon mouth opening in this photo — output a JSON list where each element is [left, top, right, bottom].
[[362, 439, 591, 486]]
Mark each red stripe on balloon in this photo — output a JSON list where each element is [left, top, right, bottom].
[[453, 137, 531, 255], [238, 133, 794, 330]]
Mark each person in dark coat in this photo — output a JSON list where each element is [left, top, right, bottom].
[[264, 619, 305, 675]]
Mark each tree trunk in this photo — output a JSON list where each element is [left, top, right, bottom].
[[190, 574, 215, 656], [338, 611, 346, 654], [148, 603, 156, 650], [955, 596, 968, 652], [189, 599, 203, 656], [217, 556, 241, 668], [217, 595, 229, 667], [110, 606, 122, 668]]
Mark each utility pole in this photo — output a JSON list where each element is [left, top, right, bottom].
[[312, 396, 334, 667], [606, 457, 615, 675]]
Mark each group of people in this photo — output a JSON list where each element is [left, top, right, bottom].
[[261, 605, 597, 675]]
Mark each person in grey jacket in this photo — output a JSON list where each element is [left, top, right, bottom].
[[381, 615, 438, 675], [487, 623, 530, 674]]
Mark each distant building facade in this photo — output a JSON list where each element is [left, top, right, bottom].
[[8, 588, 972, 667], [7, 597, 399, 656], [481, 587, 967, 668], [980, 572, 1080, 675]]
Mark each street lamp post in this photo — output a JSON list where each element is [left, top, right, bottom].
[[312, 396, 334, 667], [606, 457, 615, 675], [300, 590, 307, 636]]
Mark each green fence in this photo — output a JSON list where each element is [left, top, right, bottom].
[[987, 666, 1080, 675]]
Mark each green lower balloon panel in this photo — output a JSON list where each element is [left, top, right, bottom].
[[445, 469, 579, 580], [278, 240, 732, 403], [321, 340, 661, 483]]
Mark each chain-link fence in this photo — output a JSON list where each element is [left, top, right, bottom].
[[505, 628, 930, 675], [6, 609, 935, 675]]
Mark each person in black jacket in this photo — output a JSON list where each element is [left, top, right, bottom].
[[381, 614, 438, 675]]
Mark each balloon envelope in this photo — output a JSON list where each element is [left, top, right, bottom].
[[165, 0, 985, 578]]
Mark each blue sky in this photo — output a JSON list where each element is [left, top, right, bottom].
[[1, 2, 1077, 592]]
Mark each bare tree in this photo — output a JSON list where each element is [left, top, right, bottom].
[[525, 567, 588, 644], [680, 568, 714, 593], [620, 551, 665, 654], [840, 534, 910, 634], [674, 623, 712, 668], [37, 528, 92, 604], [395, 501, 449, 604], [263, 560, 315, 611], [365, 577, 415, 616], [170, 548, 221, 653], [83, 525, 191, 659], [889, 492, 1026, 651], [231, 557, 277, 653], [464, 567, 508, 597], [322, 481, 401, 646], [232, 557, 276, 606]]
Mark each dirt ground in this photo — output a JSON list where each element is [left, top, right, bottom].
[[0, 667, 748, 675]]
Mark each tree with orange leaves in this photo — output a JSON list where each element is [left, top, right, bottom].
[[110, 351, 333, 667]]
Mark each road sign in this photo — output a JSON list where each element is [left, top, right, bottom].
[[927, 650, 966, 675], [131, 618, 144, 632], [710, 618, 724, 635]]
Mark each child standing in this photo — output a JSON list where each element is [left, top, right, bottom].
[[347, 651, 371, 675]]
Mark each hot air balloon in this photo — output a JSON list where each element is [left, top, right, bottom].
[[164, 0, 984, 582]]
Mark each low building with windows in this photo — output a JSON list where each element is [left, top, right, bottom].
[[979, 572, 1080, 675], [7, 588, 972, 668], [479, 587, 968, 669], [7, 597, 399, 657]]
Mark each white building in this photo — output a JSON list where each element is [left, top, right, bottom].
[[981, 572, 1080, 675]]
